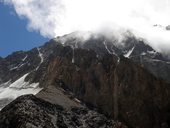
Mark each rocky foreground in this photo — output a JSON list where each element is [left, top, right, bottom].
[[0, 94, 127, 128]]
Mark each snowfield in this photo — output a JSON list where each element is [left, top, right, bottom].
[[0, 73, 42, 110]]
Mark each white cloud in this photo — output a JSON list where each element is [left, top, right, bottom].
[[3, 0, 170, 54]]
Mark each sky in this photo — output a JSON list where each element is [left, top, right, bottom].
[[0, 3, 48, 57], [1, 0, 170, 56]]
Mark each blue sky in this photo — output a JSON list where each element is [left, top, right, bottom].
[[0, 3, 49, 57]]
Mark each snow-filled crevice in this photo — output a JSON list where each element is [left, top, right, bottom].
[[71, 41, 78, 64], [103, 40, 113, 54], [10, 55, 29, 71], [111, 46, 116, 55], [22, 55, 28, 61], [71, 46, 75, 64], [10, 63, 27, 71], [124, 46, 135, 58], [36, 47, 44, 70]]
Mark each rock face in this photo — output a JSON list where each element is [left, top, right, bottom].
[[0, 49, 40, 83], [0, 94, 127, 128], [54, 32, 170, 83], [0, 31, 170, 128], [35, 47, 170, 128]]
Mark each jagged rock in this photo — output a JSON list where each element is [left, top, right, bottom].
[[0, 49, 41, 83], [0, 94, 127, 128]]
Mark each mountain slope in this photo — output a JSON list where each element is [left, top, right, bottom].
[[0, 94, 127, 128]]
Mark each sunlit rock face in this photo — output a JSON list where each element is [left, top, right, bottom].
[[0, 31, 170, 128]]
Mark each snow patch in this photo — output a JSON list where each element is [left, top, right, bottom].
[[0, 73, 42, 109], [74, 98, 81, 103], [10, 66, 19, 71], [117, 57, 120, 63], [18, 63, 26, 68], [10, 63, 26, 71], [36, 47, 44, 70], [124, 46, 135, 58], [141, 52, 146, 55], [9, 74, 29, 89], [103, 41, 112, 54], [147, 50, 157, 54], [71, 46, 75, 63], [111, 46, 116, 55], [71, 41, 78, 64], [22, 55, 28, 61]]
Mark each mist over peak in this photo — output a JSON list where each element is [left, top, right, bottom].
[[2, 0, 170, 55]]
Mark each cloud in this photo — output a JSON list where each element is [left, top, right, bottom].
[[3, 0, 65, 37], [2, 0, 170, 54]]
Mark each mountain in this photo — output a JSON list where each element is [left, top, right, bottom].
[[0, 31, 170, 128]]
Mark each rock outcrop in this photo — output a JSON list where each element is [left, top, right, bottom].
[[0, 94, 127, 128]]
